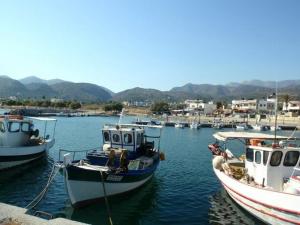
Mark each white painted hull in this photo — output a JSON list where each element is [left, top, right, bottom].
[[236, 126, 248, 130], [0, 139, 55, 170], [213, 167, 300, 225], [65, 172, 153, 206], [252, 125, 265, 131], [190, 123, 199, 129]]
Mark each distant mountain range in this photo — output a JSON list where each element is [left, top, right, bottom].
[[0, 76, 113, 102], [0, 75, 299, 103]]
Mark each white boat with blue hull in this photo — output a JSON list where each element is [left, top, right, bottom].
[[209, 132, 300, 225], [60, 123, 165, 207], [0, 115, 56, 170]]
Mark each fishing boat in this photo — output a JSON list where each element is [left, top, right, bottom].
[[60, 123, 164, 207], [0, 115, 56, 170], [270, 125, 282, 131], [212, 122, 224, 129], [190, 122, 200, 129], [252, 124, 267, 131], [208, 131, 300, 225], [175, 123, 185, 128], [235, 123, 249, 130]]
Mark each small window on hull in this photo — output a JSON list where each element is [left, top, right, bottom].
[[246, 148, 253, 162], [21, 123, 30, 132], [137, 133, 142, 146], [263, 151, 269, 165], [270, 151, 283, 166], [112, 134, 120, 143], [8, 122, 20, 132], [255, 151, 261, 164], [0, 122, 5, 133], [124, 133, 132, 144], [103, 132, 110, 142], [284, 151, 299, 167]]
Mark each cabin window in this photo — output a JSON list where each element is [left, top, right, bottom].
[[263, 151, 269, 165], [21, 123, 30, 132], [270, 151, 283, 166], [103, 132, 110, 142], [136, 133, 142, 146], [255, 151, 261, 164], [283, 151, 299, 167], [112, 134, 120, 143], [8, 122, 20, 132], [246, 148, 254, 162], [0, 122, 5, 133], [124, 133, 132, 144]]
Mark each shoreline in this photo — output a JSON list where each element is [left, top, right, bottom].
[[1, 106, 300, 128]]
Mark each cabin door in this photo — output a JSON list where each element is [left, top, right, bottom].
[[253, 150, 265, 185]]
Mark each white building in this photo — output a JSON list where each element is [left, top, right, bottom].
[[232, 97, 275, 113], [283, 101, 300, 114], [50, 98, 64, 103], [257, 98, 275, 112], [184, 100, 216, 115], [232, 99, 257, 112]]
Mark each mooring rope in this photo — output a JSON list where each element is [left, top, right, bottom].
[[25, 163, 60, 211], [100, 170, 114, 225], [287, 127, 298, 141]]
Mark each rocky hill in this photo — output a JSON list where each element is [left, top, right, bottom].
[[0, 76, 113, 102], [0, 76, 299, 103]]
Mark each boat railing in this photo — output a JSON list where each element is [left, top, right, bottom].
[[289, 167, 300, 179], [58, 147, 99, 162]]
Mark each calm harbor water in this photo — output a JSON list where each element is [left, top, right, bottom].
[[1, 115, 298, 225]]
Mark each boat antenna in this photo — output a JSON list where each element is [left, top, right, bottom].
[[274, 81, 278, 143]]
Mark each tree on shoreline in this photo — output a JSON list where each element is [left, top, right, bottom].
[[150, 101, 170, 115]]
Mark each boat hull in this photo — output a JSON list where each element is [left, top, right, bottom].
[[65, 160, 159, 207], [0, 139, 55, 170], [213, 167, 300, 225], [65, 173, 153, 207]]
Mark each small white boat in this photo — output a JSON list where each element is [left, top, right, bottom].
[[0, 115, 56, 170], [190, 122, 200, 129], [60, 123, 165, 207], [235, 124, 249, 130], [212, 122, 224, 129], [208, 131, 300, 225], [175, 123, 185, 128], [270, 125, 282, 131], [252, 124, 267, 131]]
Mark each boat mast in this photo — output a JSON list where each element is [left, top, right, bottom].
[[274, 81, 278, 143]]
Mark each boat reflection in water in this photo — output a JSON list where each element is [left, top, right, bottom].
[[64, 177, 160, 225], [208, 189, 264, 225]]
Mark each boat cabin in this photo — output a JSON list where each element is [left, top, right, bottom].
[[246, 144, 300, 191], [102, 124, 162, 154], [213, 132, 300, 192], [0, 116, 38, 147], [102, 125, 145, 152]]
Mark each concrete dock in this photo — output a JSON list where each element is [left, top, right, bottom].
[[0, 203, 88, 225]]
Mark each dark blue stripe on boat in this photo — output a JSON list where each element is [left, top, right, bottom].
[[67, 158, 159, 183]]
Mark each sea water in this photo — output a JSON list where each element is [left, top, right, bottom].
[[1, 116, 295, 225]]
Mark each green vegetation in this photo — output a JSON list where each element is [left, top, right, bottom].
[[103, 102, 123, 112], [1, 99, 82, 109], [150, 101, 170, 114]]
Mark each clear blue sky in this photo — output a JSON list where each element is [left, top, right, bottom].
[[0, 0, 299, 92]]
